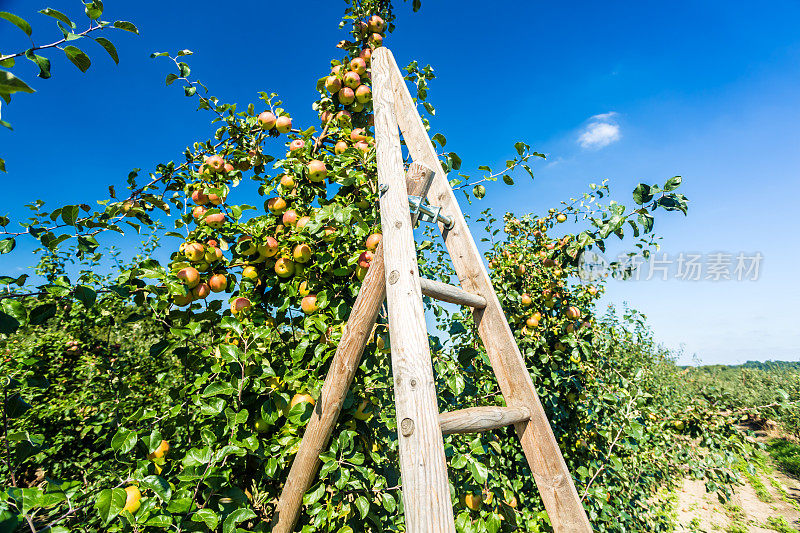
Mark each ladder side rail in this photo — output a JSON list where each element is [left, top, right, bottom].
[[372, 49, 456, 532], [273, 164, 437, 532], [271, 243, 386, 532], [376, 47, 592, 532]]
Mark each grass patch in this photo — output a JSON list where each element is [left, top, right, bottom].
[[747, 471, 774, 503], [725, 502, 748, 533], [764, 515, 799, 533], [768, 476, 800, 512], [736, 452, 774, 502], [768, 439, 800, 478]]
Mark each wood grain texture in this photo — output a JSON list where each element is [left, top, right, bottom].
[[272, 164, 435, 533], [419, 277, 487, 309], [372, 47, 456, 533], [382, 48, 592, 532], [439, 406, 530, 435]]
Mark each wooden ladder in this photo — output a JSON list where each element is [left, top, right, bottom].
[[271, 47, 591, 532]]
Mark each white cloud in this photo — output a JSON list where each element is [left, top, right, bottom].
[[578, 112, 621, 149]]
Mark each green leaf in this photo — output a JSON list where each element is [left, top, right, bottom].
[[468, 459, 488, 484], [486, 513, 502, 533], [0, 238, 15, 254], [638, 212, 654, 233], [2, 299, 26, 323], [286, 400, 313, 425], [63, 46, 91, 72], [39, 8, 75, 28], [95, 488, 126, 525], [303, 483, 325, 505], [502, 174, 514, 185], [412, 0, 422, 11], [218, 344, 243, 362], [451, 453, 468, 469], [61, 205, 79, 225], [142, 429, 163, 454], [202, 382, 235, 397], [84, 0, 103, 20], [521, 163, 534, 180], [4, 392, 31, 418], [381, 492, 396, 512], [29, 303, 56, 325], [191, 509, 219, 529], [222, 508, 256, 533], [0, 12, 32, 36], [0, 311, 20, 334], [24, 50, 51, 79], [664, 175, 682, 192], [113, 20, 139, 34], [0, 69, 35, 104], [144, 515, 172, 527], [177, 49, 193, 56], [141, 475, 172, 502], [0, 158, 5, 172], [111, 427, 137, 453], [184, 86, 196, 97], [632, 183, 653, 205], [449, 152, 462, 170], [355, 495, 370, 519], [74, 285, 97, 308], [432, 133, 446, 148], [658, 193, 688, 214], [93, 37, 118, 64], [165, 73, 179, 85]]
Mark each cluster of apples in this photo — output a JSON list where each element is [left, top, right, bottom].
[[518, 288, 590, 338], [460, 489, 519, 514], [355, 14, 387, 48], [172, 239, 230, 306], [323, 15, 385, 118], [170, 16, 390, 319], [325, 54, 373, 113], [189, 154, 236, 229]]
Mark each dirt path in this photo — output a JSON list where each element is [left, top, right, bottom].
[[674, 455, 800, 532]]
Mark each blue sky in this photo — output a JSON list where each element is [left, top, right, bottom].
[[1, 0, 798, 364]]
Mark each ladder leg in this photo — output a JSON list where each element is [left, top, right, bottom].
[[271, 241, 386, 533], [373, 49, 455, 532], [379, 48, 592, 532], [272, 162, 440, 532]]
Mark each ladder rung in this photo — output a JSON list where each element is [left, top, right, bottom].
[[439, 406, 530, 435], [419, 277, 487, 309]]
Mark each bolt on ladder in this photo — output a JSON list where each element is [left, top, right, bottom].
[[271, 46, 591, 532]]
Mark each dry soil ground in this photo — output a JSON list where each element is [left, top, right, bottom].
[[674, 454, 800, 532]]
